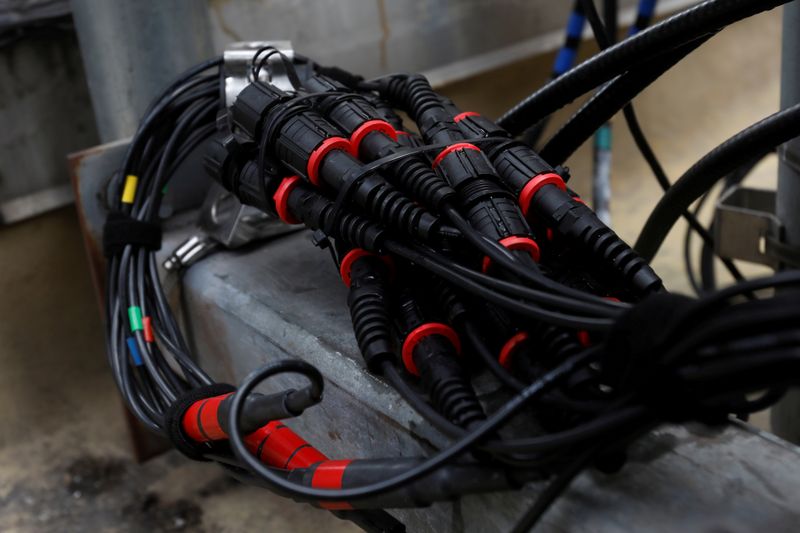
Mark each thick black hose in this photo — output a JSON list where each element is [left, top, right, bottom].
[[573, 0, 746, 288], [635, 103, 800, 262], [540, 36, 709, 165], [497, 0, 788, 135]]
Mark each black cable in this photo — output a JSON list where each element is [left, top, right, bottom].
[[547, 0, 748, 288], [384, 240, 616, 330], [227, 350, 598, 502], [539, 36, 709, 165], [102, 43, 800, 523], [687, 154, 768, 292], [521, 0, 586, 148], [603, 0, 618, 43], [510, 448, 596, 533], [463, 326, 526, 392], [618, 73, 747, 286]]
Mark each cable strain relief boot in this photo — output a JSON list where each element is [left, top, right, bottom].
[[345, 251, 397, 373], [284, 181, 386, 251], [532, 186, 663, 296], [530, 321, 582, 364], [425, 369, 487, 429], [358, 133, 456, 211]]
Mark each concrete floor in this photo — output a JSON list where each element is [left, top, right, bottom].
[[0, 8, 783, 532]]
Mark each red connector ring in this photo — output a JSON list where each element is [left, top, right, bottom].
[[498, 331, 529, 370], [577, 330, 592, 348], [338, 249, 394, 287], [432, 142, 481, 169], [453, 111, 480, 123], [349, 120, 397, 157], [273, 176, 302, 224], [307, 136, 351, 186], [518, 172, 566, 217], [482, 236, 541, 273], [401, 323, 461, 376]]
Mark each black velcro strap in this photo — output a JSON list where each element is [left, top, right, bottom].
[[103, 211, 162, 257], [603, 293, 695, 393], [164, 383, 236, 461]]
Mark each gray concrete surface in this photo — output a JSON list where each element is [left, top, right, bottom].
[[177, 226, 800, 532], [0, 7, 785, 532]]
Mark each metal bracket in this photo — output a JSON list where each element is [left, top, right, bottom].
[[164, 41, 307, 271], [223, 40, 312, 107], [713, 186, 786, 269]]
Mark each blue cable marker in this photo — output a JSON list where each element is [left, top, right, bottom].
[[126, 336, 144, 366], [629, 0, 657, 36], [553, 5, 587, 77]]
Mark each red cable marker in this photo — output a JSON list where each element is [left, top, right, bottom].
[[142, 316, 155, 343], [312, 460, 354, 510], [182, 393, 232, 442]]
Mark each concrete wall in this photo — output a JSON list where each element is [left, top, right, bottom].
[[0, 29, 98, 222]]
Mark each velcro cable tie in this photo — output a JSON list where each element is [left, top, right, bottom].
[[103, 211, 162, 257]]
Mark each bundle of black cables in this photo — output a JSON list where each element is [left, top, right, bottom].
[[102, 1, 800, 531]]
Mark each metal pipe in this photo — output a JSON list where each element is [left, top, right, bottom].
[[770, 0, 800, 443], [70, 0, 214, 142]]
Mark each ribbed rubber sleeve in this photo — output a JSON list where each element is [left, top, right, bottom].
[[347, 256, 396, 373]]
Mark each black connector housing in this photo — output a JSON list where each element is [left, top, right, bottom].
[[231, 82, 291, 139], [396, 289, 486, 429]]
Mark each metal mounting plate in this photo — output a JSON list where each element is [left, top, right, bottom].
[[714, 186, 784, 269]]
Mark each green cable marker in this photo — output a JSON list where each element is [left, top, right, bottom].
[[128, 306, 144, 332], [594, 123, 612, 150]]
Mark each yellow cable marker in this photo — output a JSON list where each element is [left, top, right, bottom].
[[122, 174, 138, 204]]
